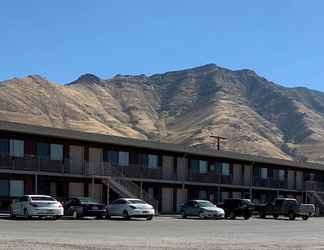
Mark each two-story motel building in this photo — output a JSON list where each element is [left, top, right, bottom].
[[0, 120, 324, 213]]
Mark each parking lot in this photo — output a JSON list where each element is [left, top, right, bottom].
[[0, 216, 324, 250]]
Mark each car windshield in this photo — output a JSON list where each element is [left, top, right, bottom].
[[128, 199, 146, 204], [78, 197, 97, 203], [31, 196, 56, 201], [198, 201, 215, 207], [241, 199, 252, 205]]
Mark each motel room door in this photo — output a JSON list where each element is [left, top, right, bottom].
[[69, 145, 84, 174]]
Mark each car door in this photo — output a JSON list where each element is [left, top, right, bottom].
[[14, 198, 22, 216], [184, 201, 193, 215], [192, 201, 200, 216], [19, 196, 29, 215], [109, 200, 122, 216]]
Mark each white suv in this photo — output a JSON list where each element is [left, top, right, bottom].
[[10, 195, 64, 219], [107, 198, 155, 220]]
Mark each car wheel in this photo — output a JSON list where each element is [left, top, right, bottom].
[[9, 208, 16, 219], [72, 210, 79, 219], [302, 215, 309, 221], [198, 211, 205, 219], [273, 214, 279, 219], [52, 215, 62, 220], [181, 211, 187, 219], [24, 209, 31, 219], [229, 211, 236, 220], [146, 216, 153, 221], [244, 213, 251, 220], [123, 210, 130, 220], [288, 211, 296, 220]]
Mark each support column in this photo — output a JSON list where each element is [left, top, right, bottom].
[[34, 174, 38, 195], [106, 182, 110, 205]]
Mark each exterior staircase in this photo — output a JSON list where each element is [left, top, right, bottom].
[[87, 162, 159, 212], [306, 191, 324, 216]]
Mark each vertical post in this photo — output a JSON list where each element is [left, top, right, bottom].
[[35, 174, 38, 195], [217, 185, 221, 204], [249, 163, 253, 201], [106, 181, 110, 205], [92, 162, 95, 200], [217, 137, 220, 151], [140, 181, 143, 199]]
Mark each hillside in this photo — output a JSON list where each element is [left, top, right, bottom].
[[1, 64, 324, 163]]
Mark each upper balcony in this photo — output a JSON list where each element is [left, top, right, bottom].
[[253, 176, 288, 189]]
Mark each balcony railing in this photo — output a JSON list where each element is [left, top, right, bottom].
[[253, 176, 288, 189], [304, 181, 324, 192]]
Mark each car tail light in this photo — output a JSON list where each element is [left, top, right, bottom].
[[58, 202, 63, 208]]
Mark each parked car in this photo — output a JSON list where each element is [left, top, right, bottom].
[[223, 198, 254, 220], [63, 197, 107, 219], [107, 198, 155, 220], [180, 200, 225, 219], [255, 198, 315, 220], [10, 195, 63, 219]]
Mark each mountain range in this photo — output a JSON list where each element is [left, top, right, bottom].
[[1, 64, 324, 164]]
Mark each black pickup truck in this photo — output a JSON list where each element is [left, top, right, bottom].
[[255, 198, 315, 220]]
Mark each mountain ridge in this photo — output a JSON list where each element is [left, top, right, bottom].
[[1, 64, 324, 164]]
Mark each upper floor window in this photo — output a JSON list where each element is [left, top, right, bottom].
[[103, 149, 119, 165], [279, 169, 285, 181], [37, 143, 63, 161], [261, 167, 268, 179], [222, 163, 230, 176], [37, 143, 50, 160], [50, 144, 63, 161], [0, 139, 9, 157], [9, 139, 24, 158], [191, 160, 208, 174], [118, 151, 129, 166], [147, 154, 159, 169]]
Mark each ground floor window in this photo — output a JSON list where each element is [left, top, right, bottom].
[[0, 180, 24, 197]]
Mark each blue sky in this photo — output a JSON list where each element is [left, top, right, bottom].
[[1, 1, 324, 91]]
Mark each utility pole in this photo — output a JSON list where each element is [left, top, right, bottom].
[[210, 135, 227, 151]]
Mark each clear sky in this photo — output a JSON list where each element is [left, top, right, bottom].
[[1, 1, 324, 91]]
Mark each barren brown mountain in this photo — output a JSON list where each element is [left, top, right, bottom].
[[1, 64, 324, 163]]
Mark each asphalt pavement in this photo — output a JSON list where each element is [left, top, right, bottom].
[[0, 216, 324, 249]]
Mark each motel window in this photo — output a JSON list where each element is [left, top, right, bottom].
[[0, 139, 9, 157], [279, 170, 285, 181], [9, 180, 24, 197], [191, 160, 208, 174], [199, 190, 208, 200], [222, 163, 230, 176], [199, 161, 208, 174], [261, 168, 268, 179], [191, 160, 200, 173], [0, 180, 9, 197], [9, 139, 24, 158], [50, 144, 63, 161], [118, 151, 129, 166], [103, 149, 119, 165], [36, 143, 50, 160], [147, 154, 159, 169]]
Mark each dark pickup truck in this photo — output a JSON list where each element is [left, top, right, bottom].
[[255, 198, 315, 220]]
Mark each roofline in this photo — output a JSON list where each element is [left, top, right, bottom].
[[0, 120, 323, 171]]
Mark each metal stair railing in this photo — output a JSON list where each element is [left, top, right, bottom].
[[86, 161, 159, 211]]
